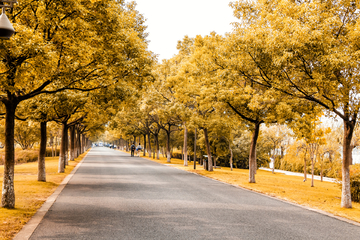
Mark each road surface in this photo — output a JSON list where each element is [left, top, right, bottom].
[[29, 147, 360, 239]]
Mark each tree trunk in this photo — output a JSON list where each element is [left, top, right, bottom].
[[311, 155, 314, 187], [342, 120, 354, 208], [59, 123, 67, 173], [38, 121, 47, 182], [50, 134, 54, 157], [1, 101, 17, 208], [271, 147, 276, 174], [194, 128, 197, 170], [69, 125, 75, 161], [203, 128, 213, 171], [229, 142, 233, 171], [321, 157, 323, 182], [85, 138, 89, 151], [65, 127, 69, 166], [80, 134, 83, 154], [147, 133, 152, 158], [249, 122, 261, 183], [143, 134, 146, 156], [166, 130, 171, 163], [184, 124, 188, 166], [77, 129, 82, 156], [83, 135, 86, 153], [74, 127, 79, 158], [304, 156, 307, 181], [76, 131, 80, 156], [54, 136, 57, 157], [79, 134, 82, 154], [154, 134, 160, 160]]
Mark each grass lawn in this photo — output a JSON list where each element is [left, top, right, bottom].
[[129, 150, 360, 224], [0, 152, 88, 240]]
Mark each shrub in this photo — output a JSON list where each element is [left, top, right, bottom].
[[172, 152, 183, 160], [338, 164, 360, 203], [0, 147, 62, 165], [350, 165, 360, 203], [351, 181, 360, 202], [45, 147, 59, 157], [15, 150, 38, 164]]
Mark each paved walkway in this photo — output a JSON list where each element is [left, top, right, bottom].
[[259, 167, 338, 183], [21, 148, 360, 239]]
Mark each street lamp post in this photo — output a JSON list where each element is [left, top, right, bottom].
[[0, 0, 17, 39]]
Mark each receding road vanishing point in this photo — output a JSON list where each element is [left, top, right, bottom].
[[27, 147, 360, 240]]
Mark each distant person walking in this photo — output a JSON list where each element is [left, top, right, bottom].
[[130, 143, 136, 157], [136, 143, 142, 157]]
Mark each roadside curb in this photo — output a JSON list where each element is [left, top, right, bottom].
[[140, 155, 360, 228], [13, 151, 90, 240], [193, 172, 360, 228]]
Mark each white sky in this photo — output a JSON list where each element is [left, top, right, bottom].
[[133, 0, 238, 62]]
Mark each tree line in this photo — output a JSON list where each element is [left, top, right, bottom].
[[1, 0, 359, 211], [0, 0, 153, 209], [108, 0, 360, 209]]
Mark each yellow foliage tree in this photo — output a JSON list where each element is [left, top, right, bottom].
[[0, 0, 151, 208], [231, 0, 360, 208], [290, 112, 331, 187]]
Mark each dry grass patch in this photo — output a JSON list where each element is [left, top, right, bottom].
[[0, 151, 88, 240], [127, 151, 360, 224]]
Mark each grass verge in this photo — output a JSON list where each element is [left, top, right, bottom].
[[0, 151, 88, 240], [129, 151, 360, 224]]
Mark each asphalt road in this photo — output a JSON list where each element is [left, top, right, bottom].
[[30, 147, 360, 240]]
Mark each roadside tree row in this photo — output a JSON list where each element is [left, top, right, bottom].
[[111, 0, 360, 208], [0, 0, 153, 209]]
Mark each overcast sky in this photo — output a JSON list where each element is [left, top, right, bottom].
[[133, 0, 238, 62]]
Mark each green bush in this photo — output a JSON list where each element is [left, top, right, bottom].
[[172, 152, 182, 160], [351, 181, 360, 202], [350, 165, 360, 203], [338, 164, 360, 203]]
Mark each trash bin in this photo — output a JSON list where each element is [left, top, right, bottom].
[[203, 155, 208, 170]]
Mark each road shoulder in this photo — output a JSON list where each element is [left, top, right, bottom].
[[13, 152, 89, 240]]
